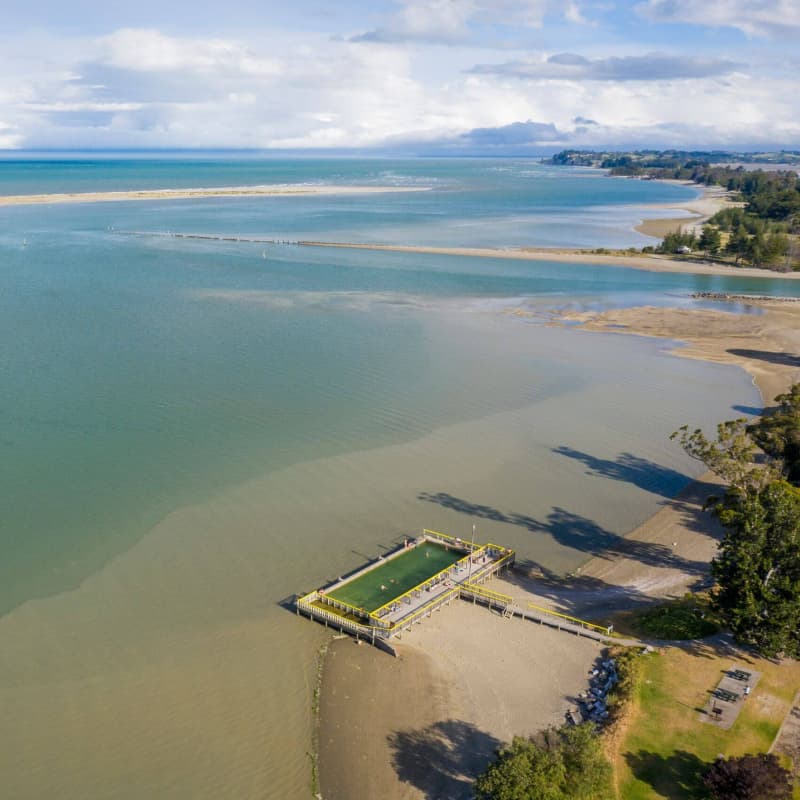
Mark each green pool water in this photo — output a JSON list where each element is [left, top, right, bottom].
[[327, 541, 463, 612]]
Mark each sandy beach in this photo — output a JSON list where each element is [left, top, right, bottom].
[[317, 300, 800, 800], [0, 184, 428, 207], [300, 240, 800, 280], [634, 182, 736, 239], [319, 606, 603, 800]]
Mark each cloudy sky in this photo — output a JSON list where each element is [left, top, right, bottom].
[[1, 0, 798, 151]]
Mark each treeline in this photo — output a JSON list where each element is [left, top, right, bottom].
[[673, 383, 800, 659], [657, 187, 798, 270], [551, 149, 800, 170], [550, 149, 800, 269], [646, 164, 800, 229], [656, 217, 792, 269]]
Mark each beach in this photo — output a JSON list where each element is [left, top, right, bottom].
[[634, 182, 736, 239], [320, 607, 603, 800], [0, 184, 428, 206], [299, 240, 800, 279], [317, 300, 800, 800]]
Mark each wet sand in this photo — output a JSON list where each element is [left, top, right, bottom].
[[557, 302, 800, 403], [317, 301, 800, 800], [537, 302, 800, 599], [0, 184, 428, 206]]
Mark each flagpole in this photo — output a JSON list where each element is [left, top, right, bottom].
[[468, 524, 476, 583]]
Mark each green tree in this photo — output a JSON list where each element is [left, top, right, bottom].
[[672, 385, 800, 657], [703, 753, 792, 800], [671, 418, 778, 493], [474, 725, 612, 800], [726, 225, 751, 264], [475, 736, 565, 800], [559, 723, 613, 799], [713, 481, 800, 657], [698, 225, 722, 255], [658, 229, 698, 254], [763, 232, 790, 266], [749, 385, 800, 483]]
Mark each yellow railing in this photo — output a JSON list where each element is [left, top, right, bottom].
[[486, 546, 515, 569], [303, 603, 376, 636], [297, 589, 317, 607], [463, 583, 513, 606], [318, 594, 369, 620], [369, 546, 486, 620], [386, 586, 460, 632], [527, 603, 612, 635], [423, 528, 481, 551]]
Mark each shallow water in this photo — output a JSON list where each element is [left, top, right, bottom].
[[0, 157, 783, 799]]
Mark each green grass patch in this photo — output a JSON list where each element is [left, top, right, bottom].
[[605, 646, 645, 730], [630, 595, 720, 640], [613, 646, 800, 800], [326, 541, 462, 613]]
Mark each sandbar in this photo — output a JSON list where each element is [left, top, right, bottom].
[[300, 240, 800, 279], [0, 184, 429, 207]]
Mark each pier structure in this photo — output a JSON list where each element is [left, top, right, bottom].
[[295, 529, 514, 648]]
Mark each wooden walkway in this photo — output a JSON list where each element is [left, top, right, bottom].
[[459, 585, 640, 646]]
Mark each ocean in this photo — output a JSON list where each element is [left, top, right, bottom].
[[0, 157, 787, 798]]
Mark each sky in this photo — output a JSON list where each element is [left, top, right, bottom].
[[1, 0, 798, 152]]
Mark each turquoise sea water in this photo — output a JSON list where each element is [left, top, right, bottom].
[[0, 157, 790, 799]]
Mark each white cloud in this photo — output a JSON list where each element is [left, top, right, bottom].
[[0, 20, 796, 151], [352, 0, 587, 43], [636, 0, 800, 37], [97, 28, 281, 76], [470, 52, 744, 81]]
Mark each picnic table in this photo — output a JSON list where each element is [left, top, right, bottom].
[[729, 668, 752, 682], [714, 688, 740, 703]]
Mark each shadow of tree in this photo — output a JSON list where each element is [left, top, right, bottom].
[[551, 446, 689, 498], [727, 348, 800, 368], [417, 492, 711, 577], [676, 631, 759, 662], [388, 719, 502, 800], [499, 566, 659, 618], [625, 749, 708, 799], [731, 404, 764, 416]]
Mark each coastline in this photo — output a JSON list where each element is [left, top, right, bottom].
[[299, 240, 800, 279], [542, 301, 800, 599], [634, 182, 735, 239], [0, 184, 429, 206], [317, 300, 800, 800]]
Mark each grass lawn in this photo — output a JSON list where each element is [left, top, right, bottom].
[[609, 595, 720, 641], [612, 643, 800, 799]]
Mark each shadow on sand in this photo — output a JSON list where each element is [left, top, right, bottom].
[[417, 491, 714, 578], [388, 719, 502, 800], [727, 348, 800, 368]]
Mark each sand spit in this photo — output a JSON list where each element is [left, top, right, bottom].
[[318, 301, 800, 800], [301, 240, 800, 279], [556, 302, 800, 404], [0, 184, 429, 207], [635, 183, 736, 239]]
